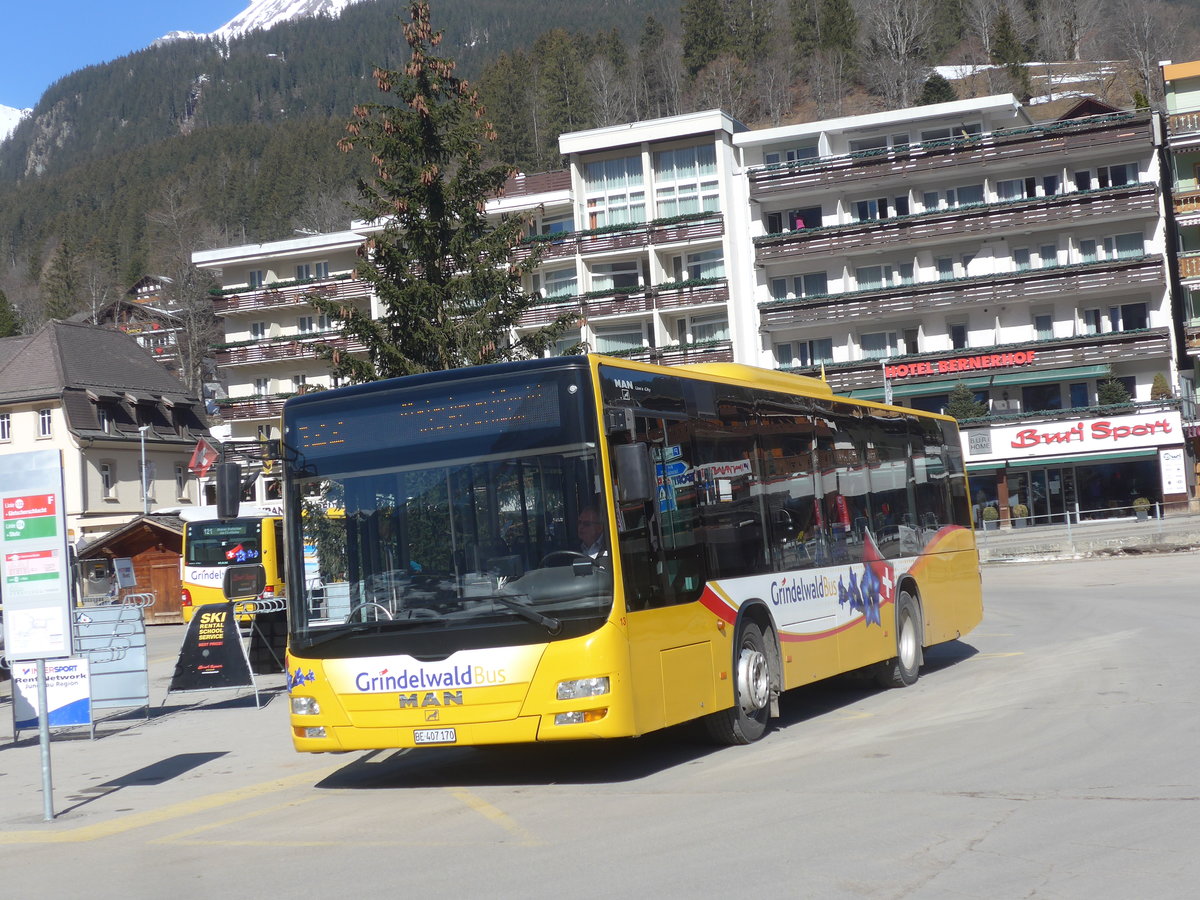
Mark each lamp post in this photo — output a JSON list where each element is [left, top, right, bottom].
[[138, 425, 151, 515]]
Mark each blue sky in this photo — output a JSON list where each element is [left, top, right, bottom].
[[2, 2, 249, 109]]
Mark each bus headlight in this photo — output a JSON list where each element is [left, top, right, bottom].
[[556, 676, 610, 700], [555, 709, 608, 725], [292, 696, 321, 716]]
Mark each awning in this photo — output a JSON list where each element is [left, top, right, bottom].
[[989, 363, 1111, 388], [1005, 448, 1159, 468], [965, 460, 1007, 472], [853, 374, 992, 402]]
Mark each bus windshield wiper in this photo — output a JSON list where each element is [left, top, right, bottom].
[[302, 615, 443, 648], [491, 593, 562, 634]]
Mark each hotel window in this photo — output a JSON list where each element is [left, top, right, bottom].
[[38, 408, 52, 437], [554, 330, 582, 356], [250, 321, 267, 339], [770, 272, 828, 300], [1013, 248, 1031, 271], [855, 265, 890, 290], [175, 463, 188, 500], [1079, 239, 1098, 263], [861, 331, 898, 360], [584, 155, 645, 228], [1034, 313, 1054, 340], [0, 412, 9, 441], [539, 265, 578, 299], [1116, 302, 1149, 330], [297, 315, 315, 334], [949, 322, 968, 350], [684, 248, 724, 280], [936, 257, 955, 280], [777, 338, 834, 367], [766, 206, 822, 232], [100, 462, 116, 499], [1043, 174, 1061, 195], [1039, 244, 1058, 268], [676, 314, 728, 344], [849, 135, 888, 154], [593, 325, 646, 354], [902, 328, 920, 355], [1104, 232, 1144, 259], [591, 260, 642, 293], [920, 123, 981, 143], [997, 177, 1038, 201], [762, 145, 818, 165], [247, 270, 265, 289], [254, 377, 271, 395], [1083, 308, 1102, 335], [296, 263, 312, 281], [951, 184, 985, 207], [293, 374, 308, 392], [653, 144, 719, 218], [317, 313, 333, 331], [539, 213, 575, 235], [315, 261, 330, 279]]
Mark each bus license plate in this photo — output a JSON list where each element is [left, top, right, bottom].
[[413, 728, 457, 745]]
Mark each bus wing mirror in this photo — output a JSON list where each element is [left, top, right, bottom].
[[216, 462, 242, 520], [223, 564, 266, 600], [614, 443, 656, 503]]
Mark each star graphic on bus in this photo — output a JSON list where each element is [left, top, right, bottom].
[[858, 531, 895, 628], [287, 668, 317, 691]]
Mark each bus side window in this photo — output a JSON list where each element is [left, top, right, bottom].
[[274, 519, 286, 582]]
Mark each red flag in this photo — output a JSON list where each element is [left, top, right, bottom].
[[188, 438, 219, 477]]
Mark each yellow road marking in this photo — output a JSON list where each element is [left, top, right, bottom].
[[446, 786, 541, 846], [0, 766, 339, 844], [150, 795, 319, 844]]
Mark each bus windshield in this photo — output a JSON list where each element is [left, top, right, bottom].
[[286, 365, 610, 649], [185, 520, 264, 566]]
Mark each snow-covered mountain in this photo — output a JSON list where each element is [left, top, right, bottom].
[[0, 104, 30, 142], [213, 0, 370, 40]]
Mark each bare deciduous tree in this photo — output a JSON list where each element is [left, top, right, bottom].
[[587, 56, 631, 127], [858, 0, 932, 109], [1037, 0, 1106, 61]]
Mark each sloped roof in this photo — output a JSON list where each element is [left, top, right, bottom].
[[0, 320, 196, 404]]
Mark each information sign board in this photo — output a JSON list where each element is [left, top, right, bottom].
[[0, 450, 72, 660]]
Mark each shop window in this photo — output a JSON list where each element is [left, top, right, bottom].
[[1069, 383, 1089, 408]]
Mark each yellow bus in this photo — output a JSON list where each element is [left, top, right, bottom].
[[282, 355, 983, 750], [180, 512, 285, 623]]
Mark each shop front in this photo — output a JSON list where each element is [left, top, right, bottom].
[[961, 409, 1190, 526]]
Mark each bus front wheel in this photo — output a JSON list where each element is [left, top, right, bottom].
[[705, 621, 772, 745], [875, 590, 922, 688]]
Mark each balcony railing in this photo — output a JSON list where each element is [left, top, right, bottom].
[[1178, 253, 1200, 279], [796, 329, 1171, 396], [512, 212, 724, 262], [1173, 188, 1200, 216], [749, 111, 1151, 197], [214, 395, 286, 422], [211, 276, 372, 315], [595, 339, 734, 366], [518, 280, 729, 328], [215, 334, 367, 367], [1168, 111, 1200, 137], [754, 184, 1158, 262], [759, 256, 1163, 329]]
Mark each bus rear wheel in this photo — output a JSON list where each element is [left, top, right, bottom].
[[875, 590, 921, 688], [705, 621, 772, 745]]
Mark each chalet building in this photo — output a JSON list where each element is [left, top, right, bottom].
[[0, 321, 212, 546], [193, 94, 1196, 521]]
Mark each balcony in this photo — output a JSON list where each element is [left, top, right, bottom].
[[513, 212, 724, 263], [760, 257, 1164, 329], [749, 111, 1152, 198], [215, 395, 286, 422], [754, 184, 1158, 263], [1168, 111, 1200, 138], [211, 276, 372, 315], [518, 279, 729, 329], [595, 339, 734, 367], [215, 334, 367, 368], [1177, 252, 1200, 280], [1173, 188, 1200, 217], [801, 329, 1172, 396]]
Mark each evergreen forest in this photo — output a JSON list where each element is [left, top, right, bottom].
[[0, 0, 1197, 331]]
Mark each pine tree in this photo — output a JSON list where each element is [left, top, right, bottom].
[[0, 289, 21, 337], [946, 382, 989, 420], [682, 0, 730, 77], [312, 1, 575, 382], [917, 72, 957, 105], [990, 6, 1031, 99], [1150, 372, 1173, 401], [1097, 378, 1132, 406]]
